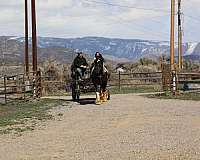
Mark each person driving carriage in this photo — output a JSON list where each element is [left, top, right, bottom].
[[72, 52, 88, 80]]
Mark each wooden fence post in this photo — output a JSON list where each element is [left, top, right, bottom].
[[32, 72, 36, 99], [4, 75, 7, 104], [118, 71, 121, 92], [36, 70, 42, 98], [162, 63, 171, 91], [23, 74, 26, 100]]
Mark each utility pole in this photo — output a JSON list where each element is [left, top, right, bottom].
[[3, 37, 7, 75], [170, 0, 178, 94], [31, 0, 38, 74], [178, 0, 183, 70], [25, 0, 29, 76], [170, 0, 175, 70]]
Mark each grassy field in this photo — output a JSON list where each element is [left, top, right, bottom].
[[0, 99, 65, 135], [109, 85, 161, 94], [45, 85, 161, 96], [147, 92, 200, 101]]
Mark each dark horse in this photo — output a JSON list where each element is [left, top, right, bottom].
[[90, 58, 109, 104]]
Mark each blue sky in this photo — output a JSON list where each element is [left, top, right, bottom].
[[0, 0, 200, 42]]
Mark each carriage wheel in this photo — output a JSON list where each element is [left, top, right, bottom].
[[75, 80, 80, 101], [72, 87, 77, 101], [107, 89, 110, 100], [72, 90, 80, 101], [76, 91, 80, 101], [71, 80, 80, 101]]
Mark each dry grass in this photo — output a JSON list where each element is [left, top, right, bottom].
[[0, 99, 65, 135]]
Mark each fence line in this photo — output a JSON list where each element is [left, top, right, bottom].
[[0, 71, 42, 104], [0, 71, 200, 103]]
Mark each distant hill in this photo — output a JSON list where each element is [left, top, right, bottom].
[[0, 36, 77, 65], [0, 36, 200, 64]]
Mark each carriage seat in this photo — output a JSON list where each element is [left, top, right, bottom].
[[71, 66, 90, 80]]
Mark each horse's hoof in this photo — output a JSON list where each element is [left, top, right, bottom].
[[102, 97, 108, 103], [96, 102, 102, 105]]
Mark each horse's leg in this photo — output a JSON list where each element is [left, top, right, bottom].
[[93, 81, 101, 105], [99, 76, 104, 103], [102, 87, 108, 102], [100, 87, 104, 102], [95, 91, 101, 105], [101, 74, 108, 102]]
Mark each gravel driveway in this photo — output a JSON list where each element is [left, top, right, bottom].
[[0, 94, 200, 160]]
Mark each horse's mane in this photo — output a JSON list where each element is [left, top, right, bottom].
[[91, 59, 104, 76]]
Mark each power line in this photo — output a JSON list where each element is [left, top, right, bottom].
[[82, 0, 200, 41], [83, 0, 169, 13], [102, 14, 170, 28], [83, 0, 200, 25], [79, 0, 171, 39], [181, 14, 200, 37], [80, 0, 171, 40], [98, 15, 170, 40], [184, 15, 200, 23], [184, 17, 199, 35]]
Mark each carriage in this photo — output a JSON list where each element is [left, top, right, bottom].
[[71, 67, 110, 102]]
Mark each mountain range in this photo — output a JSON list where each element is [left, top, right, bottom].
[[0, 36, 200, 64]]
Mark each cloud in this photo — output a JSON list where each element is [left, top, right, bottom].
[[0, 0, 200, 41]]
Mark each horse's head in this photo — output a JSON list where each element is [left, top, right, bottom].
[[91, 59, 104, 76], [91, 59, 109, 93]]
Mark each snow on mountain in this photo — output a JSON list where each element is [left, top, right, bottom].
[[185, 42, 199, 55], [9, 36, 20, 40], [158, 42, 170, 46], [3, 36, 200, 62]]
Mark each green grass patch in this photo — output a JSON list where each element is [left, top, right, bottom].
[[46, 90, 70, 96], [147, 92, 200, 101], [109, 85, 161, 94], [0, 99, 65, 135]]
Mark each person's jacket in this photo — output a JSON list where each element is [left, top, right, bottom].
[[73, 56, 88, 68]]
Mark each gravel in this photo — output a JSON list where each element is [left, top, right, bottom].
[[0, 94, 200, 160]]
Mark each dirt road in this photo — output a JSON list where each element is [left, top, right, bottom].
[[0, 94, 200, 160]]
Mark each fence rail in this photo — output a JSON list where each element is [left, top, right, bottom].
[[0, 71, 41, 104], [1, 70, 200, 103]]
